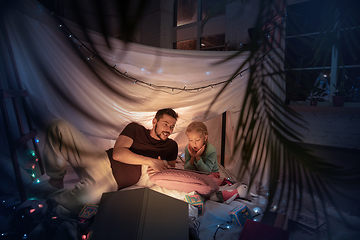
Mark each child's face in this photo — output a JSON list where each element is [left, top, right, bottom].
[[187, 132, 207, 152]]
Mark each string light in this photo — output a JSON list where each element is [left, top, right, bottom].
[[53, 16, 273, 94]]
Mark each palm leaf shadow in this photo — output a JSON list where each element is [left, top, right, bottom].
[[203, 0, 360, 239]]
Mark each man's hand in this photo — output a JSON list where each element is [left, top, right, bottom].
[[147, 156, 170, 176]]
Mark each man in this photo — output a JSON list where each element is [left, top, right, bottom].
[[44, 108, 178, 213]]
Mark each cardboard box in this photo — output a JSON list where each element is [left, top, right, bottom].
[[229, 204, 253, 227], [90, 188, 189, 240], [184, 194, 204, 215]]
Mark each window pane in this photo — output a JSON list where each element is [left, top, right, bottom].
[[177, 0, 197, 26], [200, 34, 225, 51], [202, 0, 225, 20], [285, 35, 332, 69], [286, 69, 331, 103], [339, 29, 360, 66], [175, 39, 197, 50], [286, 0, 323, 36], [337, 67, 360, 102]]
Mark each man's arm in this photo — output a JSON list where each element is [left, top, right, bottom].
[[112, 135, 169, 172], [167, 160, 176, 168]]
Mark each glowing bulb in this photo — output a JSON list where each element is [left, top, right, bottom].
[[30, 209, 35, 213], [36, 179, 40, 183], [35, 138, 39, 143], [69, 35, 72, 38], [59, 24, 62, 27], [253, 207, 262, 214]]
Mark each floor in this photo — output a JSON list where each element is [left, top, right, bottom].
[[299, 143, 360, 217]]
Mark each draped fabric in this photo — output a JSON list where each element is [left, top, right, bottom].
[[1, 0, 282, 181]]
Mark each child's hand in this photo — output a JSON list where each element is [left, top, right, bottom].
[[195, 144, 205, 159], [188, 145, 197, 157]]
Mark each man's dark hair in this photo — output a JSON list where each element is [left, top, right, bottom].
[[155, 108, 178, 121]]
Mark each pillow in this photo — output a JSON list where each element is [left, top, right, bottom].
[[149, 169, 219, 197], [135, 165, 156, 188]]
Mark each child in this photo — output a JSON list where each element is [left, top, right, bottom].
[[184, 121, 219, 177]]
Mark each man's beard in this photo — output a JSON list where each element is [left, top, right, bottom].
[[155, 123, 169, 140]]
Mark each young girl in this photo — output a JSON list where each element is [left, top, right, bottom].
[[184, 121, 219, 177]]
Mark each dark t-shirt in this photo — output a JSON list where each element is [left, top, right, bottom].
[[107, 122, 178, 190]]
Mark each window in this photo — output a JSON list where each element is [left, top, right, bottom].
[[200, 34, 225, 51], [176, 0, 198, 27], [175, 39, 197, 50], [202, 0, 225, 20], [174, 0, 226, 50], [285, 0, 360, 103]]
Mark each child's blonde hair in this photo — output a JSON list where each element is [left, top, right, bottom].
[[186, 121, 208, 143]]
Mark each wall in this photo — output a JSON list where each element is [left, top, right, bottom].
[[286, 106, 360, 150], [225, 0, 261, 47]]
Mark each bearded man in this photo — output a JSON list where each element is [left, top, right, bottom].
[[44, 108, 178, 213]]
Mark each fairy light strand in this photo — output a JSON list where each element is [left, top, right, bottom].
[[53, 16, 274, 94]]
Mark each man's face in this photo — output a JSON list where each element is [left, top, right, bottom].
[[151, 114, 177, 140]]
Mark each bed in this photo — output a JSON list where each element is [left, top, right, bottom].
[[19, 156, 268, 240]]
